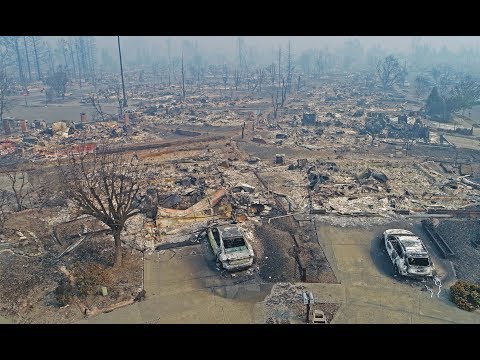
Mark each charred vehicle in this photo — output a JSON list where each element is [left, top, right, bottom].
[[206, 224, 254, 271], [383, 229, 434, 278]]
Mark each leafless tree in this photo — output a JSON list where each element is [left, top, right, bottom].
[[277, 47, 282, 90], [89, 93, 108, 122], [376, 55, 404, 90], [0, 69, 12, 122], [286, 41, 294, 93], [246, 71, 251, 92], [271, 86, 280, 120], [0, 37, 15, 68], [23, 36, 32, 83], [449, 75, 480, 116], [66, 38, 78, 85], [237, 37, 247, 74], [256, 68, 266, 93], [222, 64, 229, 93], [414, 75, 432, 99], [45, 65, 68, 99], [365, 115, 387, 145], [314, 51, 325, 79], [166, 37, 172, 86], [267, 63, 276, 86], [44, 41, 55, 76], [74, 39, 83, 88], [31, 36, 43, 80], [181, 52, 186, 99], [7, 171, 33, 212], [297, 74, 303, 92], [13, 37, 27, 93], [57, 148, 144, 268], [57, 38, 69, 71], [234, 68, 241, 91], [280, 77, 288, 108], [0, 189, 8, 231], [87, 36, 97, 90]]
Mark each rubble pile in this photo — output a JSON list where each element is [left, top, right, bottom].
[[264, 282, 340, 324]]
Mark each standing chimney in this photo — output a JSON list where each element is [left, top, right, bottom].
[[80, 112, 86, 123], [20, 119, 27, 133], [3, 119, 11, 135], [124, 112, 129, 126]]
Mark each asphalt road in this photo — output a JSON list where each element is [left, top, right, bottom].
[[5, 87, 132, 124]]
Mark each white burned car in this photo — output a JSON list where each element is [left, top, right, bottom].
[[383, 229, 434, 278], [206, 224, 254, 271]]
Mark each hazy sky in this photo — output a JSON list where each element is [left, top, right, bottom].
[[41, 36, 480, 69], [94, 36, 480, 55]]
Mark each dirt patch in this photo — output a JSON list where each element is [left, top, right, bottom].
[[254, 214, 338, 284], [3, 208, 51, 240], [257, 216, 338, 283], [264, 283, 340, 324], [255, 223, 300, 283], [0, 211, 143, 323]]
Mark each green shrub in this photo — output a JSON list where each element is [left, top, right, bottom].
[[450, 280, 480, 312]]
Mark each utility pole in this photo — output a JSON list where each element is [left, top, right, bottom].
[[117, 36, 127, 107]]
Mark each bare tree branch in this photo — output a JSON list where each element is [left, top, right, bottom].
[[57, 147, 144, 267]]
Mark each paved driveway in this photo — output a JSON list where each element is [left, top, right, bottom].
[[79, 244, 271, 324], [312, 220, 480, 323], [78, 219, 480, 324]]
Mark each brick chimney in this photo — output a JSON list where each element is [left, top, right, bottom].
[[20, 119, 27, 133], [3, 119, 11, 135]]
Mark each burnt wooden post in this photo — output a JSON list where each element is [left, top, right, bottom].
[[303, 291, 315, 323], [303, 292, 309, 322]]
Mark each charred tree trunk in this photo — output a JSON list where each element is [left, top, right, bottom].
[[46, 44, 55, 75], [287, 41, 292, 93], [23, 37, 32, 82], [78, 37, 88, 82], [272, 87, 279, 120], [14, 37, 27, 93], [281, 77, 287, 107], [68, 40, 78, 85], [61, 40, 69, 71], [181, 52, 186, 99], [32, 36, 42, 80], [88, 37, 97, 91], [113, 228, 123, 268], [278, 47, 282, 89], [76, 41, 82, 88], [167, 38, 172, 87]]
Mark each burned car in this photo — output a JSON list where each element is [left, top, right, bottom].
[[206, 224, 254, 271], [383, 229, 434, 278]]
